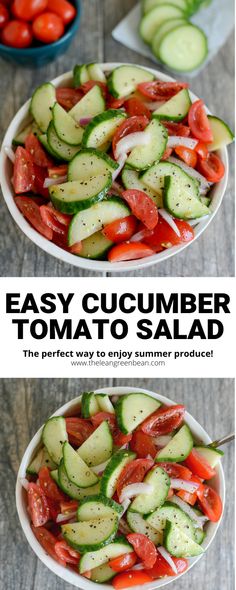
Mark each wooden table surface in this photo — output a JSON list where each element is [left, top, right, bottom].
[[0, 378, 234, 590], [0, 0, 234, 277]]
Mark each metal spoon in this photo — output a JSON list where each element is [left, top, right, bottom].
[[209, 433, 235, 448]]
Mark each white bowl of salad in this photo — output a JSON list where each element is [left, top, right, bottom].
[[1, 63, 233, 272], [16, 386, 225, 589]]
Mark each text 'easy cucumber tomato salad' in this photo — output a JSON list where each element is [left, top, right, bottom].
[[21, 391, 224, 587], [6, 63, 234, 263]]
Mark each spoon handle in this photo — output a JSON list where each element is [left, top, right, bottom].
[[209, 433, 235, 448]]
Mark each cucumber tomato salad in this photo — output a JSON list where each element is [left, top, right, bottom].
[[22, 391, 224, 587], [7, 63, 233, 263]]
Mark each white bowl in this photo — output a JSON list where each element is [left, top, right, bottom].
[[1, 63, 229, 273], [16, 386, 225, 590]]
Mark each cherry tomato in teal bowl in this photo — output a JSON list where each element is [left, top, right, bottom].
[[0, 0, 80, 67]]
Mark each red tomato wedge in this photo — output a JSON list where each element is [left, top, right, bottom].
[[127, 533, 157, 569], [38, 467, 65, 502], [197, 484, 223, 522], [197, 152, 225, 182], [157, 462, 192, 480], [60, 500, 79, 514], [32, 526, 66, 566], [121, 189, 158, 231], [109, 552, 137, 572], [107, 96, 126, 109], [102, 216, 137, 243], [130, 430, 157, 459], [15, 197, 53, 240], [48, 164, 68, 178], [140, 405, 185, 437], [112, 571, 152, 589], [40, 204, 71, 235], [162, 121, 191, 137], [144, 217, 194, 251], [195, 141, 209, 160], [175, 146, 197, 168], [146, 552, 188, 578], [184, 449, 216, 480], [55, 540, 80, 565], [13, 146, 34, 193], [46, 497, 61, 521], [116, 458, 154, 500], [91, 412, 116, 429], [32, 164, 49, 198], [25, 133, 52, 168], [69, 241, 82, 254], [124, 97, 151, 119], [162, 147, 173, 160], [81, 80, 107, 97], [65, 417, 94, 446], [56, 87, 82, 110], [112, 116, 149, 157], [188, 100, 213, 143], [137, 81, 188, 101], [108, 242, 154, 262], [113, 429, 132, 446], [27, 483, 50, 527], [177, 475, 203, 506]]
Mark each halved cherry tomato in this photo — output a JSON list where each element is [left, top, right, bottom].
[[112, 570, 152, 589], [141, 405, 185, 437], [91, 412, 116, 429], [60, 500, 79, 514], [15, 197, 53, 240], [177, 475, 204, 506], [195, 141, 209, 160], [157, 462, 192, 480], [144, 217, 194, 252], [28, 483, 50, 527], [175, 145, 197, 168], [188, 100, 213, 143], [112, 116, 149, 157], [25, 133, 52, 167], [184, 448, 216, 480], [109, 552, 137, 572], [146, 552, 188, 578], [32, 12, 64, 43], [162, 147, 173, 160], [108, 242, 154, 262], [137, 81, 188, 101], [130, 430, 157, 459], [48, 164, 68, 178], [102, 215, 137, 243], [127, 533, 157, 569], [65, 417, 94, 446], [122, 190, 158, 231], [55, 540, 80, 565], [2, 19, 32, 47], [124, 97, 151, 119], [38, 466, 65, 502], [56, 87, 82, 110], [32, 525, 66, 566], [12, 0, 47, 21], [197, 484, 223, 522], [162, 121, 191, 137], [47, 0, 76, 24], [116, 458, 154, 500], [0, 3, 9, 29], [40, 205, 71, 235], [81, 80, 107, 97], [197, 152, 225, 182], [13, 146, 34, 194], [113, 429, 132, 446]]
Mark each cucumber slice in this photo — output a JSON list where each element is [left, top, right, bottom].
[[142, 160, 199, 196], [90, 563, 116, 582], [200, 196, 211, 207], [47, 122, 80, 161], [77, 421, 113, 467], [30, 82, 56, 133], [164, 174, 209, 219], [81, 391, 100, 417], [49, 172, 112, 215], [152, 18, 187, 57], [69, 85, 105, 122], [122, 168, 163, 207], [68, 196, 130, 244], [194, 527, 206, 544], [152, 89, 191, 122], [42, 417, 68, 465], [127, 510, 162, 545], [207, 115, 234, 151], [126, 119, 168, 170], [140, 4, 184, 43], [13, 121, 41, 146], [96, 394, 115, 414], [87, 63, 107, 83], [63, 442, 98, 488], [143, 0, 189, 13], [130, 466, 170, 514], [107, 65, 154, 98], [52, 103, 83, 146], [159, 24, 208, 72], [62, 515, 118, 553], [164, 520, 204, 557], [51, 469, 59, 485], [27, 447, 57, 475], [194, 445, 224, 468], [79, 538, 133, 573], [101, 450, 136, 498], [156, 425, 193, 462], [77, 495, 123, 521], [115, 393, 161, 434], [82, 110, 126, 149], [58, 461, 101, 500], [39, 133, 60, 158], [68, 148, 118, 182], [78, 231, 113, 260], [73, 64, 90, 87], [146, 502, 196, 540]]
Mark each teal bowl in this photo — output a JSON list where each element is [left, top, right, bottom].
[[0, 0, 81, 67]]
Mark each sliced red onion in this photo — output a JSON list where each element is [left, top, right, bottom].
[[187, 215, 210, 227], [111, 395, 119, 403], [146, 454, 154, 460], [115, 131, 150, 159], [79, 116, 93, 126], [143, 100, 166, 111], [169, 495, 209, 528], [20, 477, 29, 491], [119, 483, 153, 503], [159, 209, 181, 237], [118, 517, 132, 535], [43, 175, 67, 188], [171, 478, 200, 494], [111, 181, 123, 196], [167, 156, 212, 194], [154, 435, 172, 448], [112, 154, 127, 181], [56, 511, 77, 523], [91, 458, 110, 474], [167, 136, 198, 150], [130, 564, 146, 571], [158, 547, 178, 575], [4, 146, 15, 163], [120, 498, 131, 516], [130, 228, 153, 242]]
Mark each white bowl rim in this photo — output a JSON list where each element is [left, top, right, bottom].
[[1, 62, 229, 273], [16, 386, 225, 590]]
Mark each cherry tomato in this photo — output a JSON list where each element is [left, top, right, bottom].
[[25, 133, 52, 167], [32, 526, 66, 566], [137, 81, 189, 101], [109, 552, 137, 572], [113, 429, 132, 446], [32, 12, 64, 43], [184, 448, 216, 480], [65, 417, 94, 446], [28, 483, 50, 527], [188, 100, 213, 143], [47, 0, 76, 24], [12, 0, 47, 21], [91, 412, 116, 429], [127, 533, 157, 569], [162, 121, 191, 137], [146, 552, 188, 578], [157, 462, 192, 480], [2, 19, 32, 47], [108, 242, 154, 262], [116, 458, 154, 501], [38, 466, 66, 502], [0, 3, 9, 29], [197, 152, 225, 182], [122, 189, 158, 231], [177, 475, 203, 506], [15, 197, 53, 240], [112, 570, 152, 588], [55, 540, 80, 565], [112, 116, 149, 157], [56, 87, 82, 110], [144, 217, 194, 251], [141, 405, 185, 437], [13, 147, 34, 194], [197, 484, 223, 522], [48, 164, 68, 178], [124, 97, 151, 119], [102, 215, 137, 243], [175, 145, 197, 168], [130, 430, 157, 459], [60, 499, 79, 514], [40, 205, 71, 235], [195, 140, 209, 160]]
